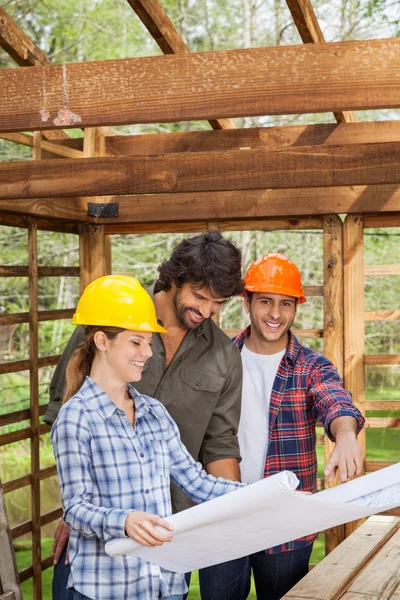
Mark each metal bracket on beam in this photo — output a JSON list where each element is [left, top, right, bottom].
[[87, 202, 119, 218]]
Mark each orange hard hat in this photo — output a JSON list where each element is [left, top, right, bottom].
[[244, 253, 306, 303]]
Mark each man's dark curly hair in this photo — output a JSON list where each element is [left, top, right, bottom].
[[157, 230, 244, 298]]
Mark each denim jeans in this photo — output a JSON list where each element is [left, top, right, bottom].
[[52, 546, 73, 600], [199, 544, 313, 600]]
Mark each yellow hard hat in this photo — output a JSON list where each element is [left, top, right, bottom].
[[72, 275, 166, 333]]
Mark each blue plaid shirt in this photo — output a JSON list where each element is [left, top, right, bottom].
[[51, 377, 243, 600]]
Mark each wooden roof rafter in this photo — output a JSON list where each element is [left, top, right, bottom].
[[285, 0, 356, 123], [126, 0, 236, 130]]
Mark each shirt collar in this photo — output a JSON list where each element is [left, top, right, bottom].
[[234, 327, 301, 366], [81, 377, 158, 421]]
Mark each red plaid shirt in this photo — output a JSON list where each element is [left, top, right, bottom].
[[234, 327, 365, 553]]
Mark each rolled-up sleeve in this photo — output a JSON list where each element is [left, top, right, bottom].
[[199, 343, 243, 466], [309, 360, 365, 442]]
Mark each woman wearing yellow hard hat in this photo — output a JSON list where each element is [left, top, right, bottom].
[[51, 275, 243, 600]]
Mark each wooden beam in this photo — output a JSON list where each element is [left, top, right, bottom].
[[1, 38, 399, 131], [0, 7, 67, 141], [344, 214, 366, 537], [34, 121, 400, 158], [0, 8, 115, 139], [322, 215, 346, 553], [126, 0, 235, 130], [1, 142, 400, 198], [1, 183, 400, 224], [285, 0, 355, 123], [0, 133, 84, 158]]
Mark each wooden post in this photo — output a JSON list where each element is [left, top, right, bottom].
[[208, 221, 221, 327], [322, 214, 346, 552], [0, 481, 22, 600], [343, 214, 366, 537], [28, 217, 41, 600], [79, 129, 108, 291], [30, 132, 42, 600]]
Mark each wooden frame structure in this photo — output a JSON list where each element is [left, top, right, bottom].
[[0, 0, 399, 597]]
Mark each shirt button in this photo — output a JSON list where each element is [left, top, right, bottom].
[[160, 351, 165, 356], [140, 453, 144, 458], [159, 384, 163, 390], [145, 489, 150, 494], [196, 381, 201, 388]]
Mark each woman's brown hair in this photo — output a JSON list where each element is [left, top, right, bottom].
[[62, 326, 124, 403]]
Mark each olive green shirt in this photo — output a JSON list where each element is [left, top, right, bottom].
[[44, 283, 243, 512]]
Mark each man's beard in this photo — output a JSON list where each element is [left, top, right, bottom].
[[173, 289, 204, 330]]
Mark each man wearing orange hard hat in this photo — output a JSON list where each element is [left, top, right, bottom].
[[200, 254, 365, 600]]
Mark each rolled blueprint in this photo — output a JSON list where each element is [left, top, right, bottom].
[[105, 463, 400, 573]]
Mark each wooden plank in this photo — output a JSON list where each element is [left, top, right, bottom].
[[366, 417, 400, 428], [0, 7, 67, 142], [0, 213, 79, 234], [283, 516, 400, 600], [0, 266, 79, 277], [126, 0, 235, 130], [285, 0, 355, 124], [0, 198, 91, 223], [364, 401, 400, 411], [2, 142, 400, 199], [0, 355, 60, 375], [1, 39, 400, 131], [322, 215, 346, 553], [0, 308, 75, 327], [0, 133, 83, 158], [3, 465, 56, 495], [365, 355, 400, 365], [0, 404, 47, 429], [364, 264, 400, 276], [366, 461, 397, 472], [89, 225, 107, 281], [2, 183, 400, 225], [0, 482, 22, 600], [344, 214, 366, 537], [0, 423, 49, 448], [365, 310, 400, 321], [28, 216, 41, 600], [364, 213, 400, 229], [0, 8, 112, 139], [64, 121, 400, 156], [79, 225, 91, 294], [342, 529, 400, 600]]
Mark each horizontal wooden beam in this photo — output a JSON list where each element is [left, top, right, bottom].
[[0, 211, 79, 233], [365, 310, 400, 321], [366, 417, 400, 428], [364, 401, 400, 411], [1, 38, 399, 131], [364, 264, 400, 276], [1, 186, 400, 227], [0, 308, 75, 326], [35, 121, 400, 158], [0, 266, 79, 277], [104, 121, 400, 155], [2, 142, 400, 199], [365, 355, 400, 366], [0, 354, 60, 375]]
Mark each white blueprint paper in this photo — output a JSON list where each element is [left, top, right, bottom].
[[105, 463, 400, 573]]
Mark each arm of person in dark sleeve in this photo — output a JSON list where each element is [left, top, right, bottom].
[[43, 326, 85, 426], [200, 343, 242, 482]]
